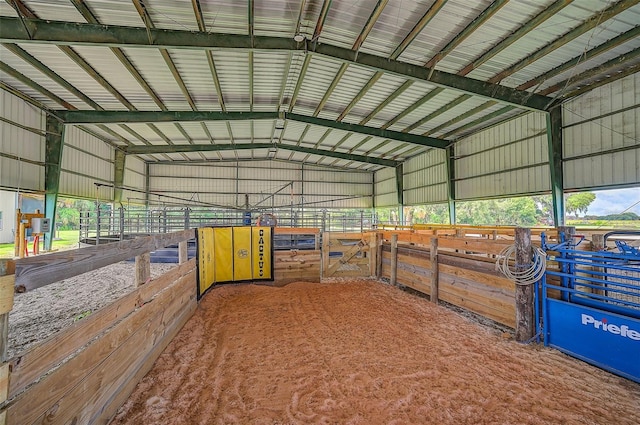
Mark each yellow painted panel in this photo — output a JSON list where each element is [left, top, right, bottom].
[[197, 227, 215, 297], [233, 227, 253, 281], [214, 227, 234, 283], [252, 227, 272, 280]]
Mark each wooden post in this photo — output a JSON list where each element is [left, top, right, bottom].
[[430, 237, 439, 304], [178, 241, 188, 264], [314, 233, 320, 251], [321, 232, 330, 278], [135, 252, 151, 286], [390, 234, 398, 287], [515, 227, 534, 342], [0, 259, 15, 363], [368, 232, 377, 277], [558, 226, 576, 246], [18, 222, 26, 259], [376, 233, 383, 279]]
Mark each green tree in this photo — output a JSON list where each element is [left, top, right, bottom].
[[565, 192, 596, 217]]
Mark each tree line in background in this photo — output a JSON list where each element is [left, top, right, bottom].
[[55, 191, 638, 229], [379, 192, 639, 226]]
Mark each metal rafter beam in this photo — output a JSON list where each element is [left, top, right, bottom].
[[353, 0, 388, 51], [390, 0, 448, 60], [0, 17, 553, 111], [312, 0, 333, 41], [425, 0, 509, 69], [57, 110, 449, 148], [0, 61, 76, 109], [458, 0, 574, 76], [44, 115, 64, 250], [287, 113, 448, 148], [397, 0, 630, 136], [488, 0, 639, 84], [518, 25, 640, 92], [122, 142, 399, 167], [540, 47, 640, 97]]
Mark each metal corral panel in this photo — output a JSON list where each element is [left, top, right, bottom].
[[404, 149, 448, 204], [0, 90, 44, 191], [563, 74, 640, 190], [60, 126, 113, 198], [455, 112, 550, 200]]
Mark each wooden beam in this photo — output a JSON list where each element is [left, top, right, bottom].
[[14, 230, 194, 292], [430, 237, 439, 304]]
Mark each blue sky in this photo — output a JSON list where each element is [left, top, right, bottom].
[[586, 188, 640, 216]]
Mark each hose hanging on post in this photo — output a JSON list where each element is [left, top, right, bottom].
[[496, 245, 547, 286]]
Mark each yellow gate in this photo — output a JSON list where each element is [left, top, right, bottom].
[[197, 226, 273, 298]]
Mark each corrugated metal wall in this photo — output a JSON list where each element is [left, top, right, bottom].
[[374, 167, 396, 207], [60, 126, 113, 200], [0, 90, 45, 192], [563, 73, 640, 190], [403, 149, 448, 205], [148, 161, 373, 209], [454, 112, 550, 200]]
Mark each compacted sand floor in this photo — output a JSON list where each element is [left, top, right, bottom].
[[111, 279, 640, 425]]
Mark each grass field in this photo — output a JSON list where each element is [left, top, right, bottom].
[[566, 220, 640, 229], [0, 230, 80, 258]]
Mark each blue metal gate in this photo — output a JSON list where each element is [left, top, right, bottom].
[[540, 232, 640, 383]]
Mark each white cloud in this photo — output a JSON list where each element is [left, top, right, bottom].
[[586, 188, 640, 216]]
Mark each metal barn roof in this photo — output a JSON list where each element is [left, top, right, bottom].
[[1, 0, 638, 171]]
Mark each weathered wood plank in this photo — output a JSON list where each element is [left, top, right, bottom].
[[390, 234, 398, 286], [135, 252, 151, 286], [8, 260, 195, 399], [438, 289, 515, 328], [515, 227, 534, 342], [96, 298, 196, 424], [439, 276, 515, 320], [438, 237, 511, 255], [431, 237, 439, 304], [6, 270, 195, 424], [15, 229, 195, 292], [439, 264, 514, 293]]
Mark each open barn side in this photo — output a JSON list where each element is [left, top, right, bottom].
[[1, 225, 638, 424]]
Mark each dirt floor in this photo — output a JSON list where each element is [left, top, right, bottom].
[[111, 279, 640, 425], [8, 261, 175, 358]]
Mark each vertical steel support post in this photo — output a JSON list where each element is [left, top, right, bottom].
[[144, 162, 150, 207], [395, 163, 404, 225], [114, 149, 126, 206], [546, 106, 564, 226], [44, 116, 65, 251], [446, 145, 456, 225]]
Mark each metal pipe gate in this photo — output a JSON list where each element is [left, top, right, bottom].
[[540, 232, 640, 383]]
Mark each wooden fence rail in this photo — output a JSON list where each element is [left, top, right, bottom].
[[1, 230, 197, 425]]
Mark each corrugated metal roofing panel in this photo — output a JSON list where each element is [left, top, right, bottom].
[[384, 89, 461, 132], [13, 44, 127, 110], [120, 47, 192, 110], [316, 0, 378, 49], [394, 0, 494, 66], [254, 0, 299, 37], [10, 0, 85, 22], [435, 0, 548, 75], [291, 55, 344, 114], [210, 50, 251, 111]]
